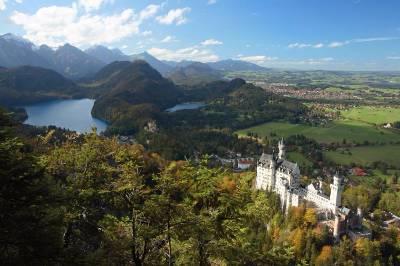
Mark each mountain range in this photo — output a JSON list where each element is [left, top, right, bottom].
[[0, 33, 268, 80], [168, 62, 223, 85]]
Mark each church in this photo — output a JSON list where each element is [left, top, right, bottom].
[[255, 139, 364, 241]]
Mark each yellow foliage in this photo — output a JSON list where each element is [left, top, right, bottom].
[[272, 227, 280, 241], [304, 208, 317, 227], [291, 228, 305, 258], [315, 245, 333, 266], [218, 176, 237, 193], [291, 205, 305, 220]]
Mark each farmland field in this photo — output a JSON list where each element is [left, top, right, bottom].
[[324, 145, 400, 168], [236, 120, 400, 144], [287, 151, 313, 167], [341, 106, 400, 124]]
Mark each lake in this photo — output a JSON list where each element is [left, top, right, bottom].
[[23, 99, 108, 133], [166, 102, 206, 112]]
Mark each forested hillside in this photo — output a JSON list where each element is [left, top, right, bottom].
[[0, 66, 83, 105], [1, 108, 400, 265], [91, 60, 183, 124]]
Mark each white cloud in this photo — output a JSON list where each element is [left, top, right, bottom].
[[148, 46, 219, 62], [141, 30, 152, 37], [288, 42, 324, 48], [387, 56, 400, 60], [156, 7, 191, 25], [353, 37, 399, 43], [161, 35, 178, 43], [78, 0, 113, 12], [139, 4, 160, 20], [328, 37, 400, 48], [328, 41, 349, 48], [0, 0, 6, 10], [121, 44, 128, 49], [10, 4, 159, 47], [237, 55, 278, 64], [289, 37, 400, 49], [284, 57, 334, 65], [201, 38, 223, 46], [0, 0, 24, 10], [207, 0, 217, 5]]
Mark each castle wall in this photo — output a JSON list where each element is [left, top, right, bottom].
[[256, 155, 339, 215]]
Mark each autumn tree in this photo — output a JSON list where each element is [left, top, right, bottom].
[[0, 110, 65, 264]]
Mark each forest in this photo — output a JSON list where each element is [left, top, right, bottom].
[[2, 108, 400, 266]]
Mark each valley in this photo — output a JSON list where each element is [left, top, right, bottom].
[[2, 1, 400, 264]]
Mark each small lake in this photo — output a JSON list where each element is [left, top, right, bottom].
[[23, 99, 108, 133], [166, 102, 206, 112]]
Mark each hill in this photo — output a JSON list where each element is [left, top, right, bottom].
[[91, 60, 183, 129], [131, 52, 173, 76], [85, 61, 132, 86], [0, 66, 81, 106], [168, 62, 223, 85], [208, 59, 267, 72]]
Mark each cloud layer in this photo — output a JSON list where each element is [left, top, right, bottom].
[[78, 0, 113, 12], [156, 7, 191, 25], [10, 3, 160, 47], [201, 38, 223, 46], [148, 45, 219, 62], [237, 55, 277, 64], [0, 0, 22, 11], [290, 37, 400, 49]]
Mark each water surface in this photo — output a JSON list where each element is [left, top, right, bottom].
[[23, 99, 108, 133], [166, 102, 206, 112]]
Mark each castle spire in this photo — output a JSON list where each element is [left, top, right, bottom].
[[330, 173, 343, 207], [278, 138, 285, 160]]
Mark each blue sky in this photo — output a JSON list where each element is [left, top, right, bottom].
[[0, 0, 399, 70]]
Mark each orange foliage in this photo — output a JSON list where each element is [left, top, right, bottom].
[[218, 176, 237, 193], [315, 245, 333, 266], [272, 227, 280, 241], [291, 228, 305, 257]]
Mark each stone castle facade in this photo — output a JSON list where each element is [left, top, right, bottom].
[[256, 139, 351, 240]]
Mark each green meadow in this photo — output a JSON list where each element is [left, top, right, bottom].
[[324, 145, 400, 168], [236, 120, 400, 144], [236, 105, 400, 167], [287, 151, 313, 168], [341, 106, 400, 124]]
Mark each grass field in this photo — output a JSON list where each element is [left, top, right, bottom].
[[324, 145, 400, 168], [236, 120, 400, 144], [287, 152, 313, 168], [341, 106, 400, 124]]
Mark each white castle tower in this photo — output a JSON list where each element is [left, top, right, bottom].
[[330, 174, 343, 207], [256, 145, 355, 243], [256, 142, 345, 214], [278, 138, 285, 159], [268, 157, 276, 189]]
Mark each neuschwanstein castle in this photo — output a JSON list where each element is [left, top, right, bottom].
[[256, 139, 368, 241]]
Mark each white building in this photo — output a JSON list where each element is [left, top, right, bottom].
[[236, 158, 254, 170], [255, 139, 343, 220]]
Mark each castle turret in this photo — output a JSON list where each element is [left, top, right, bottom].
[[278, 138, 286, 160], [269, 158, 276, 190], [330, 174, 343, 207], [333, 215, 341, 242]]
